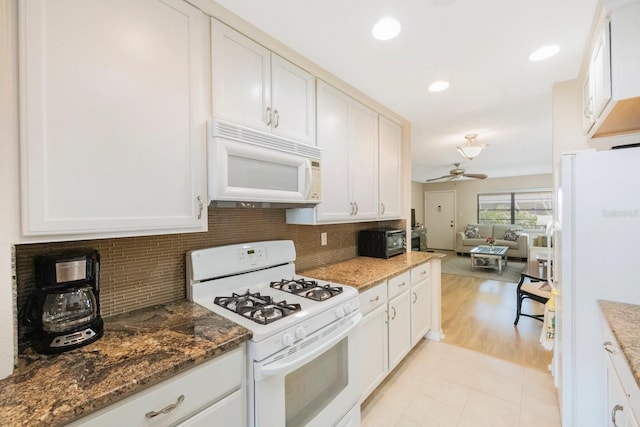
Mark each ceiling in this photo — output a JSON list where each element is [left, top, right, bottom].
[[213, 0, 600, 182]]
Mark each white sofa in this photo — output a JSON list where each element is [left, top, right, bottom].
[[455, 224, 529, 260]]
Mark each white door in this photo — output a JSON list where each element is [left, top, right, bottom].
[[378, 115, 402, 219], [271, 54, 316, 145], [315, 81, 351, 221], [350, 101, 379, 220], [20, 0, 207, 237], [425, 191, 456, 250], [211, 19, 271, 132]]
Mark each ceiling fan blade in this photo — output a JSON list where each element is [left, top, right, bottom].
[[463, 173, 488, 179], [425, 174, 455, 182]]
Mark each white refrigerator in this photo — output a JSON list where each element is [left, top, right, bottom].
[[556, 146, 640, 427]]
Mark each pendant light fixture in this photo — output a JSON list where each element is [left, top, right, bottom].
[[457, 134, 486, 160]]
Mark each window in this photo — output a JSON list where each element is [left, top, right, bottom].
[[477, 191, 552, 229]]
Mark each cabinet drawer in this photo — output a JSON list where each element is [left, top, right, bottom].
[[411, 263, 430, 285], [70, 346, 245, 427], [388, 271, 410, 299], [359, 282, 387, 316]]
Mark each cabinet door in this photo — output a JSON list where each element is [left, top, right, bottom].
[[20, 0, 207, 237], [360, 304, 389, 401], [211, 19, 271, 132], [410, 279, 430, 347], [271, 54, 316, 145], [583, 72, 595, 133], [378, 115, 402, 219], [315, 81, 352, 221], [606, 355, 629, 427], [591, 22, 612, 120], [350, 101, 379, 220], [388, 290, 411, 370]]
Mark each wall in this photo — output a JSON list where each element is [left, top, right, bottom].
[[552, 79, 590, 169], [420, 173, 553, 232], [410, 181, 425, 227], [16, 209, 401, 347]]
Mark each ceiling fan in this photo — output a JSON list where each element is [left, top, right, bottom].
[[425, 163, 488, 182]]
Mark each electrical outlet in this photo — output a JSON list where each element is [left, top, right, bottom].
[[321, 232, 327, 246]]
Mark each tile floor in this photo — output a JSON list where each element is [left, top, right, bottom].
[[360, 340, 560, 427]]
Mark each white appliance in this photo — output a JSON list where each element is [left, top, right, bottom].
[[208, 119, 321, 207], [187, 240, 361, 427], [555, 146, 640, 427]]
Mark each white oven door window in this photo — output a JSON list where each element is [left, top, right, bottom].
[[253, 315, 361, 427], [285, 338, 348, 426]]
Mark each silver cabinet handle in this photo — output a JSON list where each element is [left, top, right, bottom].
[[265, 106, 272, 126], [349, 202, 355, 215], [369, 295, 380, 303], [398, 282, 407, 287], [391, 306, 397, 320], [611, 404, 623, 427], [354, 202, 359, 215], [381, 203, 385, 215], [603, 341, 615, 354], [420, 270, 427, 276], [197, 196, 204, 220], [273, 109, 279, 128], [412, 292, 417, 303], [145, 395, 185, 418]]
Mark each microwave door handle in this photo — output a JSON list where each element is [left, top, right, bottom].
[[255, 313, 362, 380], [303, 159, 313, 198]]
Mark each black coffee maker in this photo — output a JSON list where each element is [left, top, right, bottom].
[[26, 249, 104, 354]]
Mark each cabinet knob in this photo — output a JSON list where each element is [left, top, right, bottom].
[[145, 395, 185, 418]]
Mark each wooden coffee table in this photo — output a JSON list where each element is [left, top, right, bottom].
[[470, 245, 509, 275]]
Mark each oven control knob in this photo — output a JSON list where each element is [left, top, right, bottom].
[[335, 306, 345, 318], [295, 326, 306, 340], [344, 303, 353, 314], [281, 333, 294, 347]]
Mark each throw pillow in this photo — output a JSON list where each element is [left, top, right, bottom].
[[464, 225, 480, 239], [503, 228, 522, 241]]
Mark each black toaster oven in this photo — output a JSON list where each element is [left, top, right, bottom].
[[358, 229, 406, 259]]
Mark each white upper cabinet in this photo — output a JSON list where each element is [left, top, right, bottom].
[[378, 115, 402, 219], [286, 80, 378, 224], [587, 1, 640, 138], [19, 0, 208, 239], [211, 19, 315, 145]]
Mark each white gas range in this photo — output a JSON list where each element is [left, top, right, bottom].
[[186, 240, 362, 427]]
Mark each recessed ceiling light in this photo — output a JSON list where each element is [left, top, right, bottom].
[[428, 81, 450, 92], [529, 45, 560, 62], [372, 17, 401, 41]]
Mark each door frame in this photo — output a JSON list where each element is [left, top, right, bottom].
[[424, 190, 456, 250]]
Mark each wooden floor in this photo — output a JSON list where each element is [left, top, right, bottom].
[[440, 272, 552, 371]]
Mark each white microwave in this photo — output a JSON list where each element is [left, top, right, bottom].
[[208, 119, 321, 206]]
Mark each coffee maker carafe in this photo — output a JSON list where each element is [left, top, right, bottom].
[[26, 250, 104, 354]]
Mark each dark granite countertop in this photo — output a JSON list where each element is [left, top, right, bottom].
[[300, 251, 444, 293], [0, 301, 251, 427], [599, 300, 640, 389]]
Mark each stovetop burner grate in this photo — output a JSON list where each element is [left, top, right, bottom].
[[214, 290, 302, 325], [270, 279, 344, 301]]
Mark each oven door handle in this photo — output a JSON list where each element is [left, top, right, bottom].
[[256, 313, 362, 380]]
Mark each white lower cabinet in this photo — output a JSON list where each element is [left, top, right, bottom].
[[387, 272, 411, 370], [359, 262, 434, 402], [69, 346, 246, 427], [410, 264, 431, 347], [602, 323, 640, 427]]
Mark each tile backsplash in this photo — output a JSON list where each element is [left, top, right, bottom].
[[16, 208, 402, 344]]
